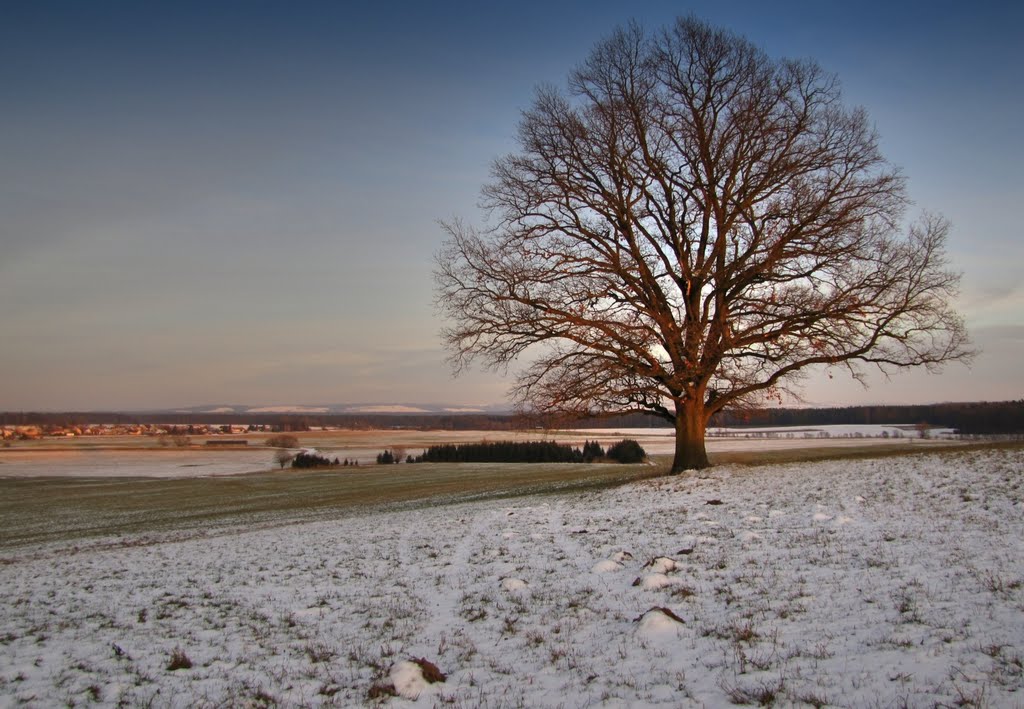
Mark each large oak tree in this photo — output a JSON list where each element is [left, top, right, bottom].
[[435, 17, 971, 472]]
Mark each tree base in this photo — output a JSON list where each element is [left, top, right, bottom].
[[669, 455, 711, 474], [672, 410, 711, 472]]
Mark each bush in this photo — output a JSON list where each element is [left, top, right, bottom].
[[266, 434, 299, 448], [606, 439, 647, 464], [291, 451, 337, 469]]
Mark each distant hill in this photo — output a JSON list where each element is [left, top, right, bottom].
[[163, 402, 512, 416]]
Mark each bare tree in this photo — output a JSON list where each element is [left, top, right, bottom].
[[266, 434, 299, 449], [436, 17, 972, 472], [274, 448, 294, 469]]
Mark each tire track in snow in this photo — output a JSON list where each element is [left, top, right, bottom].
[[546, 499, 599, 574], [401, 504, 503, 661]]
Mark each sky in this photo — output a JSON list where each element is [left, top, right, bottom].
[[1, 0, 1021, 411]]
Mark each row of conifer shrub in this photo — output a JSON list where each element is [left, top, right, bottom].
[[291, 451, 340, 468], [378, 439, 647, 465]]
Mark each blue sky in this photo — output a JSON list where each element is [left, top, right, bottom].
[[1, 0, 1021, 410]]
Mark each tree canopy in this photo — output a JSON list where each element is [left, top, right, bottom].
[[435, 16, 971, 472]]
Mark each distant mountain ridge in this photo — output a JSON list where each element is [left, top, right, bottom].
[[166, 403, 513, 415]]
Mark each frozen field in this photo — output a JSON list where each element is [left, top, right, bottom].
[[1, 445, 1022, 707], [0, 448, 276, 478], [0, 425, 957, 479]]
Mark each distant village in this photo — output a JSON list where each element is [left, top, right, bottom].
[[1, 423, 278, 441]]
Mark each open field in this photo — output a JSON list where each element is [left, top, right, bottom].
[[0, 461, 662, 550], [0, 424, 962, 478], [1, 443, 1022, 707], [0, 427, 979, 551]]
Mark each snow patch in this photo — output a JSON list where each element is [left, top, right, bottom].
[[500, 577, 528, 592], [636, 607, 685, 636], [391, 661, 429, 699], [645, 557, 678, 574], [676, 536, 697, 553], [636, 573, 684, 590]]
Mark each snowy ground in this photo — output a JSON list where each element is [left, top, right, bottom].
[[1, 446, 1022, 707]]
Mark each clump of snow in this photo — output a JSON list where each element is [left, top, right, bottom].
[[500, 577, 528, 592], [390, 660, 429, 699], [645, 556, 678, 573], [635, 572, 684, 590], [636, 607, 686, 636]]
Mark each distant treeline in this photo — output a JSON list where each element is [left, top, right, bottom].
[[579, 401, 1024, 435], [3, 400, 1024, 434], [0, 412, 141, 427], [0, 411, 520, 432]]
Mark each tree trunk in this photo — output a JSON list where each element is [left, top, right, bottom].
[[670, 400, 710, 473]]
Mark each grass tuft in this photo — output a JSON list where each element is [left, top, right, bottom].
[[411, 656, 447, 683], [367, 682, 397, 699], [166, 647, 192, 671]]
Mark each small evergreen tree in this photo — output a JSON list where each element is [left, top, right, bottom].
[[606, 439, 647, 464], [582, 440, 605, 462]]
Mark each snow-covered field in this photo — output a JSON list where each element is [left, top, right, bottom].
[[0, 448, 276, 478], [2, 446, 1022, 707]]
